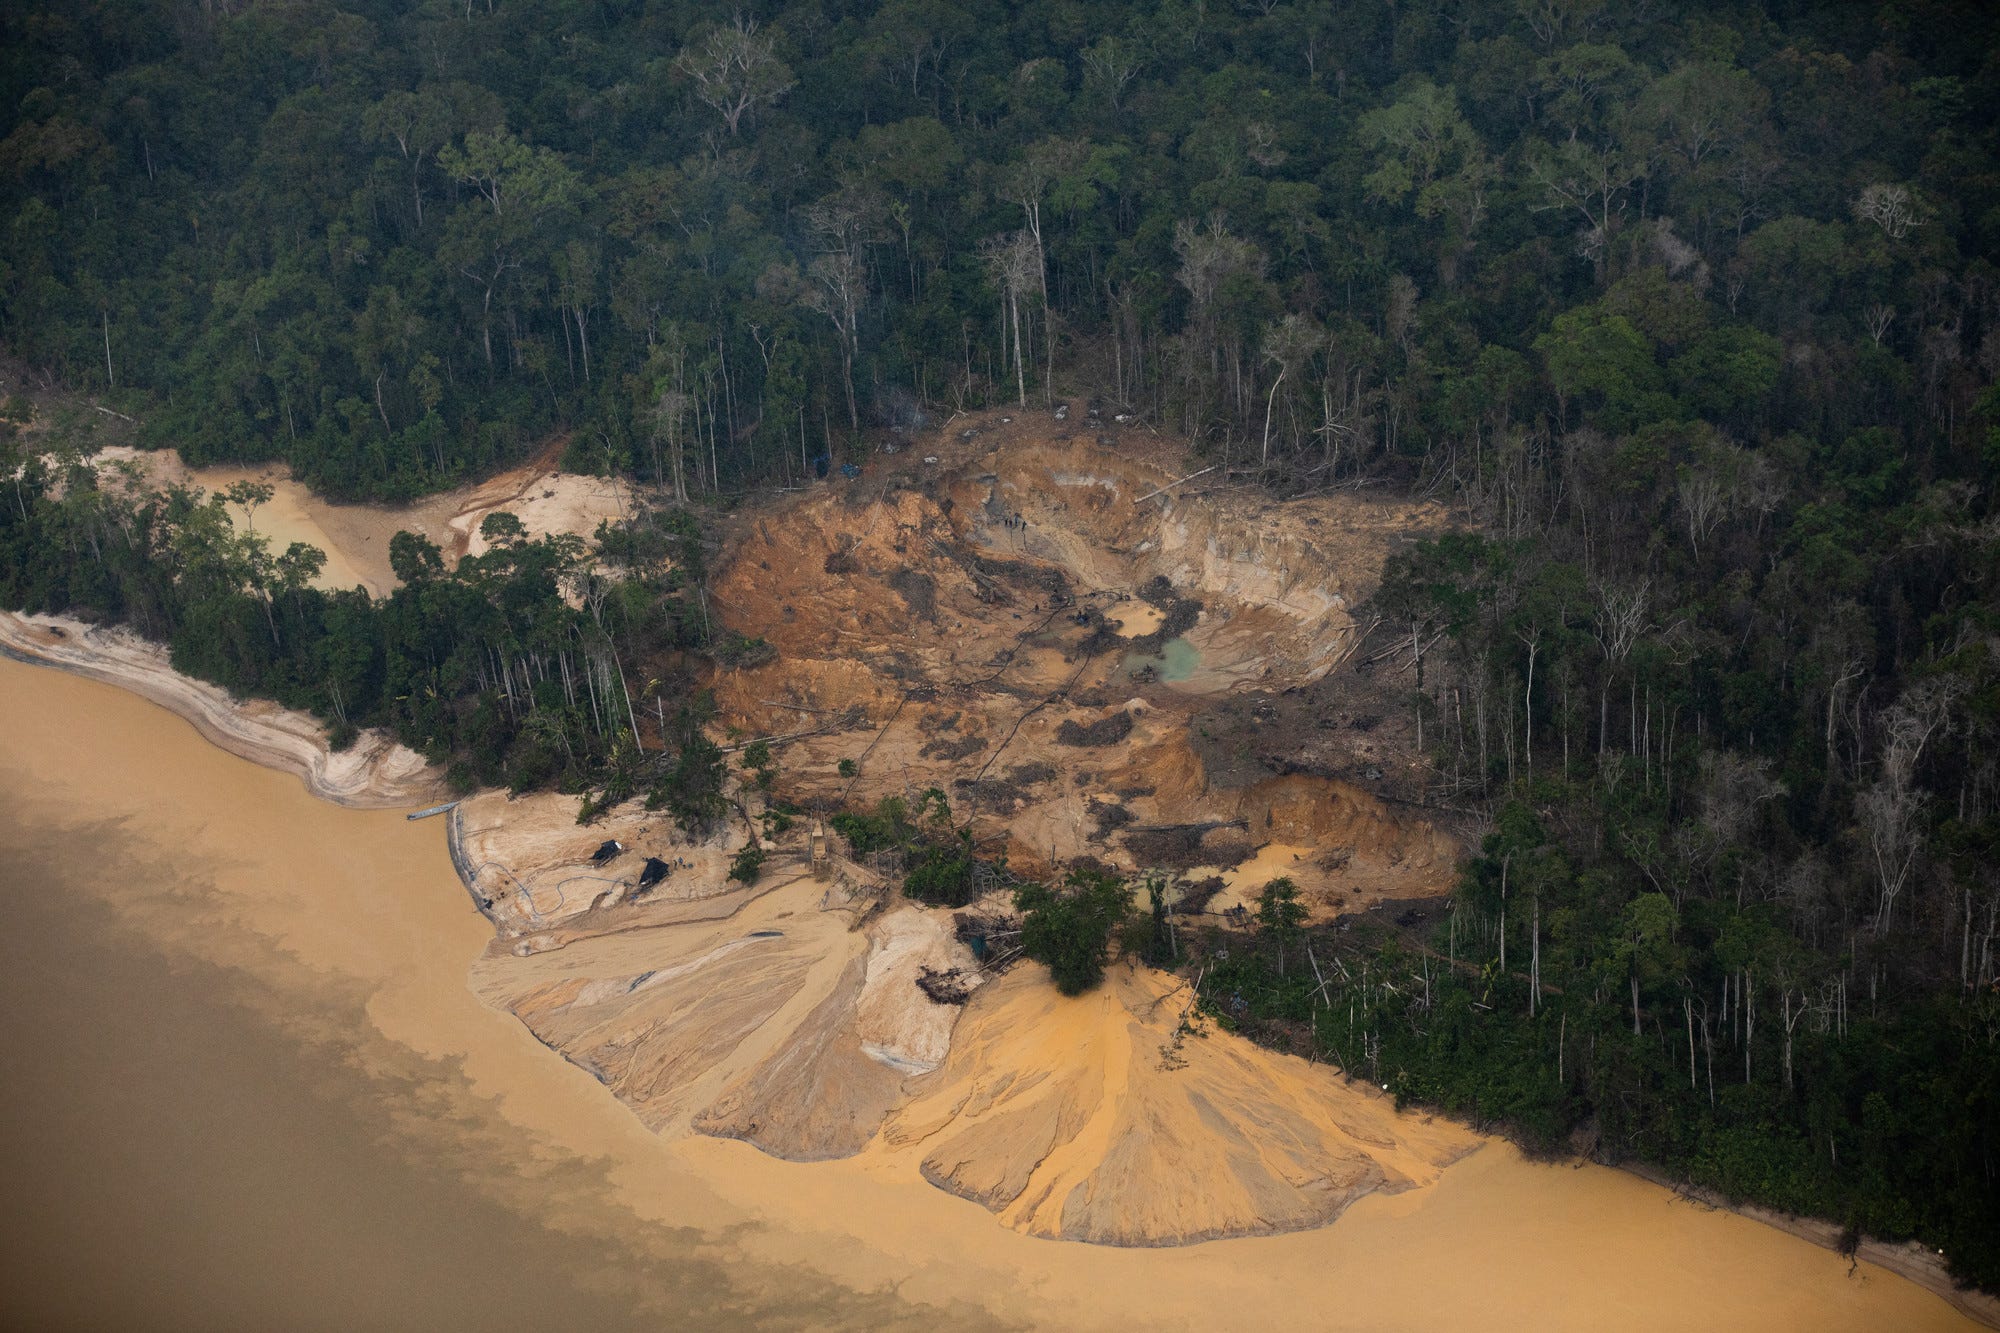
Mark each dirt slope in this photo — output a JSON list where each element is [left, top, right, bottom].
[[706, 412, 1458, 917], [892, 964, 1477, 1246], [470, 866, 1477, 1247]]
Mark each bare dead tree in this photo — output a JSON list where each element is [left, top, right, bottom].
[[980, 230, 1039, 408], [1852, 182, 1927, 240], [673, 16, 795, 137], [1858, 678, 1964, 933]]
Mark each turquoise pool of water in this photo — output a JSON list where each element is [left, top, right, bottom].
[[1125, 636, 1200, 682]]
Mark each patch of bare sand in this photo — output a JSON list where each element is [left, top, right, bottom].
[[454, 789, 752, 933], [887, 963, 1475, 1246], [297, 462, 633, 603], [0, 611, 440, 808], [468, 838, 1470, 1249], [184, 463, 386, 596], [854, 905, 984, 1072], [472, 873, 979, 1163], [81, 450, 392, 596], [229, 456, 635, 594], [81, 443, 638, 599]]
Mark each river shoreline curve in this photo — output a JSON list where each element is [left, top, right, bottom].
[[0, 610, 443, 809], [0, 613, 1991, 1330]]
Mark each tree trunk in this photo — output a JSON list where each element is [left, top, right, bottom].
[[1530, 895, 1540, 1017], [1010, 289, 1026, 408], [1744, 972, 1754, 1083], [1685, 995, 1696, 1091]]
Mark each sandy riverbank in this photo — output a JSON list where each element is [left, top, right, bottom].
[[470, 864, 1476, 1247], [0, 610, 442, 809]]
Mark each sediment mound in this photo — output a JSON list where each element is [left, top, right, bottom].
[[891, 964, 1477, 1246], [694, 952, 911, 1160], [472, 879, 980, 1155], [471, 867, 1476, 1248]]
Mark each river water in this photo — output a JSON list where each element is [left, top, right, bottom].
[[0, 660, 934, 1332], [0, 656, 1978, 1331]]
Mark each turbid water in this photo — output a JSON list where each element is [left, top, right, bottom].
[[0, 859, 774, 1332], [0, 661, 950, 1331], [0, 656, 1980, 1331], [1125, 635, 1200, 682]]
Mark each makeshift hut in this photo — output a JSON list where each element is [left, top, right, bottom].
[[591, 839, 624, 866], [639, 856, 671, 889]]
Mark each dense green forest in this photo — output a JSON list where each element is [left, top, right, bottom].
[[4, 0, 1999, 1294], [0, 441, 722, 799]]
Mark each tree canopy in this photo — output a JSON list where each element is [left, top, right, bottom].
[[6, 0, 2000, 1294]]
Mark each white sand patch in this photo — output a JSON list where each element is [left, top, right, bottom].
[[854, 907, 982, 1073]]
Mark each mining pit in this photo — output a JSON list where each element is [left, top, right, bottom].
[[444, 409, 1477, 1245], [705, 416, 1458, 912]]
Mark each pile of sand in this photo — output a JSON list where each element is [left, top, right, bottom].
[[853, 907, 981, 1072], [474, 873, 980, 1163], [0, 611, 440, 809], [888, 964, 1476, 1246], [469, 860, 1478, 1248]]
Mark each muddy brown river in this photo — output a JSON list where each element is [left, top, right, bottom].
[[0, 656, 1978, 1331]]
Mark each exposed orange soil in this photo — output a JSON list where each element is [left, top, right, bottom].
[[705, 413, 1457, 916]]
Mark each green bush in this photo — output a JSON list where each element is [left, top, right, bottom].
[[1016, 869, 1132, 996], [902, 842, 976, 906], [728, 844, 766, 884], [829, 809, 900, 856], [712, 633, 776, 668]]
